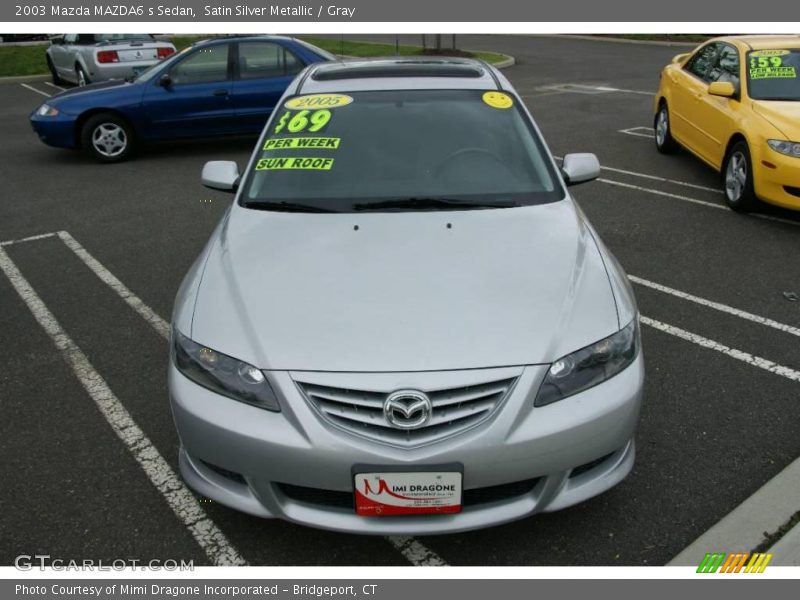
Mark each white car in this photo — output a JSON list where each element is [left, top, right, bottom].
[[46, 34, 176, 86]]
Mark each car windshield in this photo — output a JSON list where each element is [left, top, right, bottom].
[[747, 49, 800, 100], [240, 89, 564, 212]]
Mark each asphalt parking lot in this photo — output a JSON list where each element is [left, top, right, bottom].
[[1, 34, 799, 567]]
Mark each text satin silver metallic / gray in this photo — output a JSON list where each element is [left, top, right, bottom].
[[169, 58, 645, 534]]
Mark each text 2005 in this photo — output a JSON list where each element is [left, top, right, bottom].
[[15, 5, 47, 16]]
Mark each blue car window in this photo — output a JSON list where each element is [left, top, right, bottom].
[[170, 44, 230, 85], [238, 42, 304, 80]]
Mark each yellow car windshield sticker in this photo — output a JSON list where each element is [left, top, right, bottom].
[[482, 91, 513, 109], [255, 157, 334, 171], [274, 109, 332, 134], [263, 137, 340, 150], [749, 52, 797, 79], [284, 94, 353, 110]]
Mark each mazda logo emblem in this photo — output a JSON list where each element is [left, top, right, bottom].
[[383, 390, 432, 430]]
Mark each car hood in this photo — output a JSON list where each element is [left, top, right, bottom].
[[48, 79, 139, 107], [189, 200, 620, 372], [752, 101, 800, 140]]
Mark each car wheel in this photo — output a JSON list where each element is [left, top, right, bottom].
[[723, 141, 758, 212], [47, 57, 63, 85], [81, 113, 134, 163], [75, 65, 89, 87], [654, 103, 679, 154]]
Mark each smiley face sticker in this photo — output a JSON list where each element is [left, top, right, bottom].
[[482, 91, 514, 109]]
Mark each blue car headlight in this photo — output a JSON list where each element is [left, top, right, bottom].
[[36, 104, 60, 117], [171, 330, 280, 411], [535, 319, 639, 407]]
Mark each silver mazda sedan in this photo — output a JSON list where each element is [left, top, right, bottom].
[[170, 59, 644, 534]]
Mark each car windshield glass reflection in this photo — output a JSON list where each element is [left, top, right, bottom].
[[241, 89, 564, 212]]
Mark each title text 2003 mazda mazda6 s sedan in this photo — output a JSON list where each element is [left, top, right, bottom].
[[169, 59, 645, 534]]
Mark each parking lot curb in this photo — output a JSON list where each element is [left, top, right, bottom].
[[668, 454, 800, 565], [0, 73, 49, 83], [549, 34, 699, 48], [768, 519, 800, 565]]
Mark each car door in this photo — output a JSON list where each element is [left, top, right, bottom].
[[693, 44, 742, 168], [140, 42, 234, 140], [50, 34, 78, 79], [668, 42, 719, 158], [228, 41, 307, 134]]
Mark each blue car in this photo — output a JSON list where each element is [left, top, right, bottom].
[[30, 36, 334, 162]]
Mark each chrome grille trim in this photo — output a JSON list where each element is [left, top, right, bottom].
[[295, 376, 518, 447]]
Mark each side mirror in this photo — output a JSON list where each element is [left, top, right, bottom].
[[158, 73, 172, 87], [202, 161, 240, 192], [708, 81, 736, 98], [562, 153, 600, 186]]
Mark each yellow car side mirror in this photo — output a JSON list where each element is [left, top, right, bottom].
[[708, 81, 736, 98]]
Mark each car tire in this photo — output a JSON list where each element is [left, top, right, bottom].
[[654, 103, 679, 154], [75, 64, 89, 87], [81, 113, 134, 163], [723, 141, 758, 212], [47, 57, 63, 85]]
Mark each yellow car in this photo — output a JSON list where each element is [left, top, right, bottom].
[[654, 36, 800, 212]]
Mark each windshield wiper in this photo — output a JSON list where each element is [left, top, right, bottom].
[[353, 197, 518, 211], [243, 200, 337, 213]]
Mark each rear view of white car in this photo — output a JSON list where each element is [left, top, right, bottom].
[[46, 34, 176, 86], [170, 59, 645, 534]]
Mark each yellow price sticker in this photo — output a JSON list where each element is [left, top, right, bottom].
[[285, 94, 353, 110], [482, 91, 514, 109], [263, 137, 340, 150], [255, 157, 334, 171]]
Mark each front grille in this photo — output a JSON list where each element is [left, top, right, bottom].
[[785, 186, 800, 199], [295, 376, 518, 447], [277, 478, 540, 511]]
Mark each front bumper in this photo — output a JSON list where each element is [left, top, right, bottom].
[[30, 112, 78, 149], [754, 148, 800, 211], [169, 354, 644, 535]]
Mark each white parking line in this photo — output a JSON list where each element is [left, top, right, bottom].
[[538, 83, 654, 96], [599, 178, 800, 227], [42, 81, 65, 91], [0, 231, 57, 247], [618, 126, 655, 139], [0, 246, 247, 567], [54, 231, 448, 566], [386, 536, 448, 566], [553, 155, 723, 194], [58, 231, 171, 340], [641, 316, 800, 382], [630, 275, 800, 339], [20, 83, 51, 98]]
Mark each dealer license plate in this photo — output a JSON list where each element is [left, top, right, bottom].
[[354, 472, 462, 516]]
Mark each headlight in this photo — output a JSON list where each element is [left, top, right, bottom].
[[535, 319, 639, 407], [36, 104, 59, 117], [767, 139, 800, 158], [171, 331, 280, 411]]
